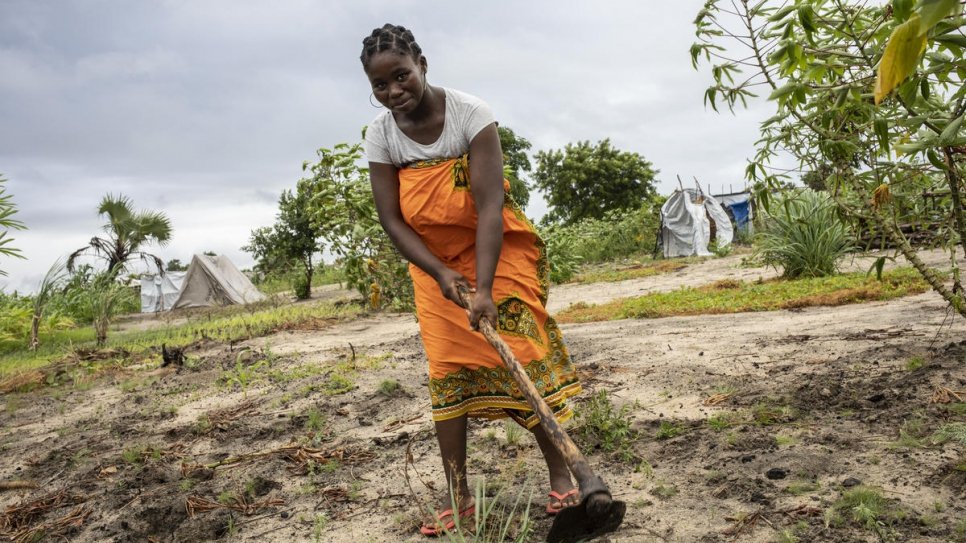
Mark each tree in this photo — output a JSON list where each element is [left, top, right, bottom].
[[533, 139, 659, 225], [30, 259, 68, 350], [275, 181, 325, 299], [693, 0, 965, 318], [304, 142, 413, 309], [68, 194, 173, 277], [498, 126, 534, 208], [165, 258, 188, 272], [0, 175, 26, 275]]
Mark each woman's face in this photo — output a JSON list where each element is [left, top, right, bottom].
[[365, 50, 427, 114]]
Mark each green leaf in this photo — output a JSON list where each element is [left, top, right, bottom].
[[894, 0, 916, 21], [768, 82, 798, 101], [920, 78, 931, 99], [867, 256, 888, 281], [916, 0, 960, 32], [940, 114, 964, 144], [934, 34, 966, 48], [926, 149, 948, 170], [768, 5, 797, 22], [833, 86, 851, 109], [874, 118, 891, 155], [875, 15, 928, 104]]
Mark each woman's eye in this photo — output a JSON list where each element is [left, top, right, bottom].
[[374, 83, 386, 90], [396, 72, 409, 81]]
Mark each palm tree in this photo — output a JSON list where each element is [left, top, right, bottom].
[[68, 194, 173, 277], [30, 258, 69, 350]]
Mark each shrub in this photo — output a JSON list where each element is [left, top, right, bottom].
[[755, 190, 854, 278]]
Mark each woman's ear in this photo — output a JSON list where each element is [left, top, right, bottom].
[[419, 55, 428, 74]]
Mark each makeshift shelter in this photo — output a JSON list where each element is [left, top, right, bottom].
[[171, 254, 265, 309], [713, 191, 755, 236], [659, 188, 734, 257], [140, 271, 186, 313]]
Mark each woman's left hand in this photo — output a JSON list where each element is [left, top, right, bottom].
[[468, 289, 498, 331]]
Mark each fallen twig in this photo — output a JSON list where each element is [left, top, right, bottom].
[[930, 386, 965, 404], [0, 481, 38, 492], [185, 495, 284, 518]]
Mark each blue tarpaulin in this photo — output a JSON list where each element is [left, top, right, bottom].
[[726, 199, 751, 232]]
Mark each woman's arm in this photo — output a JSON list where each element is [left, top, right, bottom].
[[467, 122, 505, 329], [369, 162, 470, 305]]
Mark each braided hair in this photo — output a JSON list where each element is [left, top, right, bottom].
[[360, 24, 423, 67]]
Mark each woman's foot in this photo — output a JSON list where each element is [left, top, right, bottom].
[[420, 496, 475, 536], [546, 475, 580, 515]]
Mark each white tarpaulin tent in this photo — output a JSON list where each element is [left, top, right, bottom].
[[171, 254, 265, 309], [140, 271, 186, 313], [660, 189, 734, 257]]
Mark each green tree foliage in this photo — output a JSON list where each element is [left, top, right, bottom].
[[533, 139, 658, 226], [165, 258, 188, 272], [304, 142, 413, 310], [498, 126, 534, 208], [68, 194, 173, 277], [693, 0, 966, 317], [0, 175, 26, 275], [244, 182, 325, 300], [30, 259, 70, 350]]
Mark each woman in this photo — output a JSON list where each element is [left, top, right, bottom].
[[360, 23, 582, 536]]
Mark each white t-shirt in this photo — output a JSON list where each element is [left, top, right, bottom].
[[364, 87, 495, 167]]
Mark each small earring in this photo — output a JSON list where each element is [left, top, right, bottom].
[[369, 93, 384, 108]]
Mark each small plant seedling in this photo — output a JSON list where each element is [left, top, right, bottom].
[[650, 481, 678, 500], [377, 379, 400, 396], [904, 356, 925, 371], [785, 481, 820, 496], [217, 490, 236, 505], [313, 513, 329, 543], [305, 408, 326, 433], [655, 420, 685, 440], [504, 420, 523, 447]]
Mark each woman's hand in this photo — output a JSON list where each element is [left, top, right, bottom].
[[467, 289, 498, 331], [435, 267, 472, 308]]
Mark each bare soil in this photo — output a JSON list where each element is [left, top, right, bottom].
[[2, 251, 965, 542]]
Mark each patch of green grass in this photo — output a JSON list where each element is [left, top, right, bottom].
[[650, 481, 678, 500], [655, 420, 685, 440], [574, 390, 639, 463], [785, 480, 820, 495], [555, 268, 929, 323], [706, 412, 740, 431], [305, 408, 326, 433], [377, 379, 400, 396], [891, 417, 931, 449], [828, 487, 899, 533], [324, 373, 355, 395], [0, 299, 363, 377], [312, 512, 330, 543], [948, 403, 966, 416], [904, 356, 926, 371], [751, 402, 798, 426], [217, 489, 236, 505], [570, 260, 688, 284], [121, 444, 161, 465], [180, 478, 198, 492], [504, 420, 524, 447], [931, 423, 966, 446], [775, 432, 799, 447], [955, 518, 966, 542]]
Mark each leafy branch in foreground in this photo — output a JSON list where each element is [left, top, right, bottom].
[[693, 0, 966, 318], [0, 175, 26, 275]]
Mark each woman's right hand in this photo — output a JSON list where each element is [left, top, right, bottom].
[[435, 267, 472, 308]]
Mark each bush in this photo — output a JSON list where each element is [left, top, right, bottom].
[[540, 196, 665, 282], [755, 190, 854, 278], [291, 272, 311, 300]]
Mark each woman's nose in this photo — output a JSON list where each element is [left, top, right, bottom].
[[389, 83, 404, 98]]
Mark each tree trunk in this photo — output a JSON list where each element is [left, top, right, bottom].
[[29, 314, 40, 351], [95, 318, 108, 347], [873, 210, 966, 319]]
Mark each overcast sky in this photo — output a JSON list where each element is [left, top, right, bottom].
[[0, 0, 777, 292]]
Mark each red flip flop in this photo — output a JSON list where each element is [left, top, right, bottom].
[[546, 488, 579, 515], [420, 503, 476, 536]]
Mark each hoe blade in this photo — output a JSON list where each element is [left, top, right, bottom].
[[546, 497, 625, 543]]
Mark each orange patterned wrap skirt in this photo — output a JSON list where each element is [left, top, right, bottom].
[[398, 155, 581, 429]]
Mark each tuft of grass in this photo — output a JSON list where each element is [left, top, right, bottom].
[[570, 260, 688, 284], [312, 512, 329, 543], [305, 408, 326, 433], [574, 390, 639, 463], [931, 423, 966, 446], [828, 487, 898, 533], [504, 420, 524, 447], [555, 268, 928, 323], [438, 478, 534, 543], [751, 402, 797, 426], [706, 412, 740, 431], [655, 420, 686, 440], [650, 481, 678, 500], [785, 481, 820, 496], [904, 356, 925, 371], [377, 379, 400, 396]]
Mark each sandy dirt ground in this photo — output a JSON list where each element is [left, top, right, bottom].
[[1, 251, 965, 542]]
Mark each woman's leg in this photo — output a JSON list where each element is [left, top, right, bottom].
[[434, 415, 473, 511], [531, 422, 580, 508]]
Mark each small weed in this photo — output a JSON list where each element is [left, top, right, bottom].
[[955, 518, 966, 542], [948, 403, 966, 416], [324, 373, 354, 395], [312, 513, 329, 543], [655, 420, 685, 440], [121, 444, 159, 465], [830, 486, 897, 533], [575, 390, 638, 461], [305, 408, 326, 433], [217, 490, 236, 505], [751, 402, 797, 426], [377, 379, 400, 396], [919, 514, 939, 528], [933, 500, 945, 513], [504, 420, 524, 447], [775, 521, 808, 543], [931, 423, 966, 446], [650, 481, 678, 500], [775, 432, 798, 447], [179, 478, 197, 492], [892, 417, 931, 449], [904, 356, 925, 371], [785, 481, 820, 496], [707, 412, 739, 431]]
